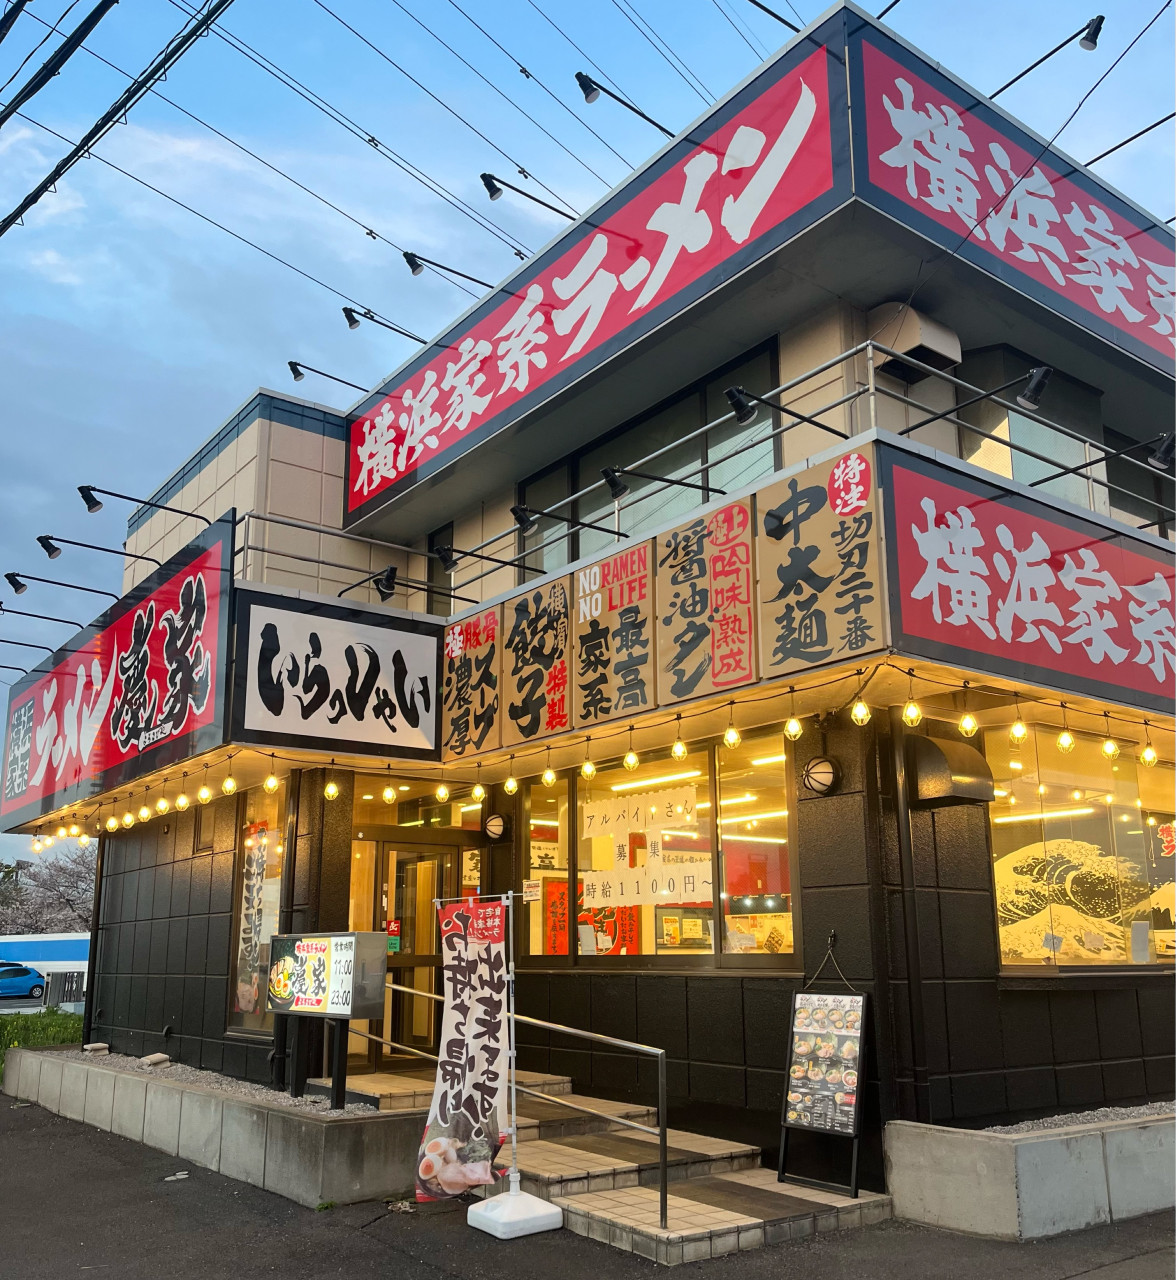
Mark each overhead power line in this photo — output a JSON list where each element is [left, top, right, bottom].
[[709, 0, 768, 58], [0, 0, 120, 132], [610, 0, 713, 105], [165, 0, 533, 258], [0, 0, 81, 96], [1086, 111, 1175, 165], [309, 0, 578, 216], [18, 110, 427, 343], [0, 0, 35, 51], [523, 0, 646, 109], [0, 0, 241, 239], [18, 4, 480, 298]]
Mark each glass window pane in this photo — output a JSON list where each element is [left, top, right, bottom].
[[705, 350, 776, 494], [578, 398, 705, 560], [1008, 413, 1091, 509], [718, 730, 793, 955], [985, 725, 1167, 967], [229, 783, 287, 1033], [576, 746, 713, 957], [352, 773, 482, 831], [520, 465, 571, 579], [525, 776, 570, 955], [1139, 760, 1176, 961]]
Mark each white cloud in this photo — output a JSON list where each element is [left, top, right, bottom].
[[25, 248, 85, 287]]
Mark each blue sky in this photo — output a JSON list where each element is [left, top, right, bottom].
[[0, 0, 1172, 859]]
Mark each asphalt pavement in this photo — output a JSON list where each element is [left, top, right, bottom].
[[0, 1098, 1171, 1280]]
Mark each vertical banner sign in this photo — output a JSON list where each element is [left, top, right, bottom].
[[655, 499, 757, 705], [502, 578, 572, 747], [573, 543, 655, 725], [756, 446, 886, 678], [442, 607, 502, 760], [416, 902, 508, 1201], [1, 517, 232, 829]]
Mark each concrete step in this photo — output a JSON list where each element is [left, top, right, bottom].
[[486, 1127, 760, 1201], [513, 1093, 658, 1143], [555, 1168, 893, 1265]]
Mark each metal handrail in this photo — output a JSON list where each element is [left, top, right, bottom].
[[382, 977, 669, 1227]]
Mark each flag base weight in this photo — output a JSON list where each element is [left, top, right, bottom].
[[467, 1176, 563, 1239]]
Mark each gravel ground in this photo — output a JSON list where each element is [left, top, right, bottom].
[[47, 1048, 378, 1115], [986, 1101, 1174, 1134]]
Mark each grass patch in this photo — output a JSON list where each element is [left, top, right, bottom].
[[0, 1008, 84, 1073]]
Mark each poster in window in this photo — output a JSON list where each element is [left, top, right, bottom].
[[573, 542, 655, 725], [655, 499, 757, 705], [501, 578, 572, 747], [783, 991, 866, 1137], [756, 446, 886, 678], [442, 607, 501, 760]]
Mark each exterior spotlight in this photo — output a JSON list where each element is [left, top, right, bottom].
[[122, 811, 134, 828], [575, 70, 600, 103], [138, 804, 152, 823], [37, 535, 62, 560], [288, 360, 305, 382], [850, 698, 871, 727], [601, 467, 629, 501], [343, 306, 362, 330], [723, 704, 741, 749], [156, 795, 170, 815], [1079, 15, 1104, 50], [724, 385, 758, 426], [373, 566, 398, 602], [404, 251, 425, 276], [503, 758, 518, 796], [510, 505, 539, 535], [1016, 365, 1052, 410], [1147, 432, 1175, 472], [671, 715, 688, 761], [480, 172, 503, 201], [436, 780, 450, 803], [78, 485, 104, 513], [435, 545, 459, 574], [221, 774, 237, 796], [264, 757, 280, 794], [4, 572, 26, 594]]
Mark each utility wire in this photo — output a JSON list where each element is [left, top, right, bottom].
[[18, 110, 425, 345], [0, 0, 120, 132], [1086, 111, 1175, 165], [0, 0, 34, 51], [308, 0, 579, 216], [18, 6, 478, 298], [435, 0, 629, 172], [710, 0, 767, 58], [165, 0, 532, 257], [0, 0, 80, 95], [610, 0, 713, 105], [873, 0, 1174, 340], [523, 0, 644, 109]]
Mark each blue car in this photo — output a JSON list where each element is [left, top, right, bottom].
[[0, 964, 46, 999]]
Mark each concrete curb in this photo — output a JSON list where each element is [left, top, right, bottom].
[[3, 1047, 424, 1208], [884, 1115, 1176, 1239]]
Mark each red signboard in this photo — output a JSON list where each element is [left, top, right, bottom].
[[1, 520, 232, 828], [345, 41, 843, 521], [856, 35, 1175, 372], [881, 449, 1175, 713]]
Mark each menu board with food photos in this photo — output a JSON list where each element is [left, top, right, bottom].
[[783, 991, 865, 1137]]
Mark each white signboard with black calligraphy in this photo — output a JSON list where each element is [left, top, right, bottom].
[[231, 590, 442, 759]]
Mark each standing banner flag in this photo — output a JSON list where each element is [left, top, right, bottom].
[[415, 900, 509, 1201]]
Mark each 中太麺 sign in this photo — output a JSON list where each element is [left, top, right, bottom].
[[880, 447, 1176, 715], [344, 39, 845, 524], [416, 900, 508, 1200], [232, 590, 441, 759], [0, 517, 233, 831]]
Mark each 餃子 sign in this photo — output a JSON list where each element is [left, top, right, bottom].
[[345, 38, 846, 523], [232, 590, 441, 759], [502, 578, 572, 748], [756, 446, 886, 678], [0, 517, 233, 831]]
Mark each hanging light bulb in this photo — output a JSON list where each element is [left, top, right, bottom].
[[79, 832, 91, 847], [436, 773, 450, 803], [43, 833, 54, 848], [580, 741, 596, 781], [382, 766, 396, 805], [1056, 706, 1075, 754], [122, 810, 134, 828], [175, 775, 190, 812], [56, 825, 67, 839], [138, 802, 151, 823], [221, 768, 238, 795], [198, 765, 212, 805], [503, 758, 518, 796], [958, 682, 978, 738], [850, 695, 871, 727], [323, 760, 340, 801], [670, 714, 688, 761], [783, 687, 803, 741], [106, 813, 119, 832], [68, 821, 80, 837], [623, 726, 639, 772], [1009, 694, 1028, 746], [1140, 722, 1158, 767], [901, 670, 922, 728], [1100, 713, 1119, 760], [471, 764, 486, 803], [541, 746, 556, 789], [723, 703, 741, 749], [156, 791, 170, 815], [32, 835, 42, 853], [264, 755, 280, 795]]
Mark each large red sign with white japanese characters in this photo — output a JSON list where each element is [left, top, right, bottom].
[[881, 449, 1175, 714], [345, 41, 843, 522], [0, 519, 232, 829], [855, 34, 1175, 372]]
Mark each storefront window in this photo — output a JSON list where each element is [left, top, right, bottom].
[[576, 746, 714, 958], [524, 776, 570, 956], [229, 782, 288, 1033], [718, 731, 793, 955], [986, 725, 1174, 967], [352, 773, 482, 832]]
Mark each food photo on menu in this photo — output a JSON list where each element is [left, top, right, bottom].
[[785, 992, 864, 1134]]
